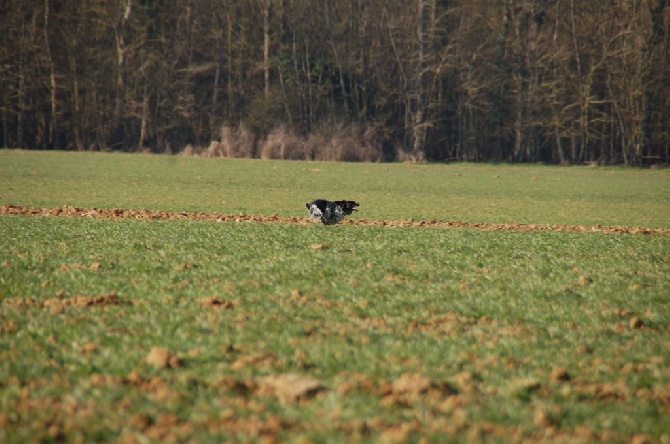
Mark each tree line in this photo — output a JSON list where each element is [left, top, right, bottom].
[[1, 0, 668, 164]]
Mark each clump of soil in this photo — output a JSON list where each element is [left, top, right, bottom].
[[257, 373, 326, 403], [146, 347, 184, 369]]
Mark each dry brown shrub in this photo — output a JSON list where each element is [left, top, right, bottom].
[[303, 129, 327, 160], [188, 123, 258, 158], [259, 125, 306, 160], [181, 144, 200, 156], [306, 121, 382, 162], [182, 120, 383, 161], [395, 144, 426, 163], [220, 123, 256, 158], [204, 140, 223, 157]]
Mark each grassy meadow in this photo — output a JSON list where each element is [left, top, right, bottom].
[[1, 150, 669, 442], [1, 150, 669, 227]]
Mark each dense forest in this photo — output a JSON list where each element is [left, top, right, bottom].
[[1, 0, 669, 164]]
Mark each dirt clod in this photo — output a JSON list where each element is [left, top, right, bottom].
[[629, 317, 644, 329], [199, 297, 234, 310], [391, 373, 432, 396], [146, 347, 183, 369], [550, 367, 571, 382], [258, 373, 325, 403]]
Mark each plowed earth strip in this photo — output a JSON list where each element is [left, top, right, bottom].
[[2, 204, 668, 235]]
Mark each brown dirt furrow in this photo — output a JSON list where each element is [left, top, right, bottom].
[[2, 204, 669, 235]]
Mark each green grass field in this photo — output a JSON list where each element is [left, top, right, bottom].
[[2, 150, 669, 227], [1, 150, 669, 442]]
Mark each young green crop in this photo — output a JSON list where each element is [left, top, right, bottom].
[[1, 150, 669, 441], [1, 212, 669, 442], [1, 150, 669, 227]]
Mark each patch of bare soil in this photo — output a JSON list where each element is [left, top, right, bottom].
[[198, 297, 235, 310], [3, 291, 126, 311], [2, 204, 669, 235]]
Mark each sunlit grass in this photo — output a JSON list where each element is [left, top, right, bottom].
[[1, 151, 669, 441], [1, 213, 669, 442], [1, 149, 669, 227]]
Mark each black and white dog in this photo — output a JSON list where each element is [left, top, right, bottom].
[[306, 199, 359, 225]]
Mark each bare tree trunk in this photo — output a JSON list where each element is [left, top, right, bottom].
[[226, 9, 233, 120], [644, 0, 669, 162], [292, 34, 307, 131], [569, 0, 585, 163], [17, 17, 26, 148], [1, 108, 6, 148], [262, 1, 271, 100], [551, 1, 566, 164], [43, 0, 57, 148], [113, 0, 133, 148], [489, 2, 507, 162], [513, 81, 524, 162], [412, 0, 428, 155], [139, 88, 149, 150], [324, 0, 349, 115], [68, 45, 83, 150], [508, 0, 525, 162], [211, 26, 224, 134], [303, 40, 314, 131]]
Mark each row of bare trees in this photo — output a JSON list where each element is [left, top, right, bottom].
[[1, 0, 668, 164]]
